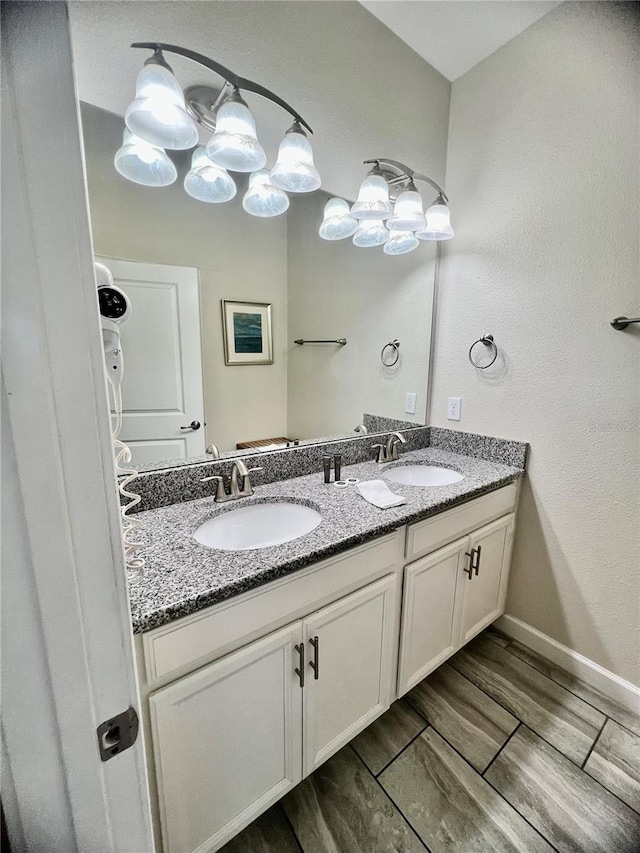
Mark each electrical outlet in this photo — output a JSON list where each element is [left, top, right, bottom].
[[405, 393, 417, 415], [447, 397, 462, 421]]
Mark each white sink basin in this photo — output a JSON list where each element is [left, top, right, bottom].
[[383, 465, 464, 487], [193, 502, 322, 551]]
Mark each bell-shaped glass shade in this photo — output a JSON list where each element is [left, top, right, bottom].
[[383, 230, 419, 256], [206, 96, 266, 173], [351, 174, 393, 220], [125, 61, 198, 150], [416, 202, 454, 240], [242, 170, 290, 217], [387, 189, 426, 231], [319, 198, 358, 240], [270, 125, 321, 193], [114, 129, 177, 187], [183, 147, 236, 203], [352, 219, 389, 248]]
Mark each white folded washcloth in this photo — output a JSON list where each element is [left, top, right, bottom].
[[356, 479, 407, 509]]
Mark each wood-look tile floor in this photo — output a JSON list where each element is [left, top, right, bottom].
[[221, 627, 640, 853]]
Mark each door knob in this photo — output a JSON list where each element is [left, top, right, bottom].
[[180, 420, 201, 431]]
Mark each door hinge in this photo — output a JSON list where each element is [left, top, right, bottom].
[[97, 706, 139, 762]]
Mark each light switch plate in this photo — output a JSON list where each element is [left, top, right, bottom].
[[447, 397, 462, 421], [405, 393, 417, 415]]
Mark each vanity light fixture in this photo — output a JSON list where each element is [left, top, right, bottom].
[[319, 158, 453, 254], [242, 170, 290, 217], [183, 147, 237, 203], [318, 198, 358, 240], [118, 42, 319, 217], [114, 128, 178, 187]]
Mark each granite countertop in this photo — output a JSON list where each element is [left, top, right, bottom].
[[129, 447, 524, 633]]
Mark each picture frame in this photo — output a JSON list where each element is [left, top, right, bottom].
[[221, 300, 273, 365]]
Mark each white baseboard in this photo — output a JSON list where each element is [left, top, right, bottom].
[[495, 615, 640, 715]]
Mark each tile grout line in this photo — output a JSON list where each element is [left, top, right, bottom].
[[448, 653, 601, 770], [348, 744, 433, 853], [580, 715, 608, 771], [498, 639, 640, 735], [382, 725, 561, 853], [371, 720, 429, 778], [481, 722, 522, 778]]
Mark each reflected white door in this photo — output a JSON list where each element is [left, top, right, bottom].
[[98, 257, 205, 466]]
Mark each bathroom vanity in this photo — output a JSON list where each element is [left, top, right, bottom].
[[131, 444, 524, 853]]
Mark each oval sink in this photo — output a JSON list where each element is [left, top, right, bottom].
[[383, 465, 464, 487], [193, 502, 322, 551]]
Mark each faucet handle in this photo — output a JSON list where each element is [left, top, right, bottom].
[[201, 474, 227, 502], [247, 466, 264, 475], [372, 444, 386, 463]]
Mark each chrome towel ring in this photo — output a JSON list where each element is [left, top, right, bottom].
[[381, 339, 400, 366], [469, 334, 498, 369]]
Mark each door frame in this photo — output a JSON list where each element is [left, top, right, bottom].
[[2, 3, 154, 850]]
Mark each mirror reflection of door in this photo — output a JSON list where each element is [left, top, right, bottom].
[[98, 258, 205, 466]]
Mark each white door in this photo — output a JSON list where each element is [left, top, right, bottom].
[[98, 257, 205, 466], [457, 514, 515, 645], [150, 623, 303, 853], [397, 537, 468, 697], [302, 575, 397, 776]]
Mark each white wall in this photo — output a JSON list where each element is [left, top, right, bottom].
[[431, 1, 640, 684], [287, 193, 435, 439], [82, 104, 289, 452]]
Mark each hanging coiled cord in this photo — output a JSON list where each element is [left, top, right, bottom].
[[110, 382, 144, 582]]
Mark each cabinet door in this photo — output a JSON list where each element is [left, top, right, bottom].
[[302, 574, 398, 776], [149, 623, 302, 853], [397, 537, 468, 697], [457, 513, 515, 646]]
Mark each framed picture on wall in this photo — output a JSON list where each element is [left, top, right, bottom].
[[221, 300, 273, 365]]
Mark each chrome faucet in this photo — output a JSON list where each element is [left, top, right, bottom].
[[372, 431, 407, 463], [201, 460, 264, 502], [206, 443, 220, 459]]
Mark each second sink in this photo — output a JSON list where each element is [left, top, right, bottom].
[[193, 501, 322, 551], [383, 465, 464, 487]]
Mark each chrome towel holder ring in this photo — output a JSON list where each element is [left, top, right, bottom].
[[381, 339, 400, 366], [469, 334, 498, 369]]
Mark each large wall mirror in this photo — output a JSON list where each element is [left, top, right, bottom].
[[70, 2, 442, 470]]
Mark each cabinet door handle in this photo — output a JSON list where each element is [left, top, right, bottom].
[[294, 642, 305, 688], [309, 636, 319, 680], [474, 545, 482, 576], [464, 550, 475, 579]]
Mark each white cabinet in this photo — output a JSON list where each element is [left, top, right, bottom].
[[148, 575, 398, 853], [302, 575, 397, 775], [457, 514, 514, 645], [397, 537, 467, 695], [398, 510, 516, 697], [149, 624, 302, 853]]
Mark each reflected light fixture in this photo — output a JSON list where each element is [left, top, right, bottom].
[[351, 167, 393, 220], [114, 128, 177, 186], [183, 147, 236, 203], [352, 219, 389, 248], [242, 170, 290, 217], [383, 231, 419, 256], [416, 196, 454, 240], [319, 198, 358, 240], [119, 42, 319, 219], [320, 158, 453, 256]]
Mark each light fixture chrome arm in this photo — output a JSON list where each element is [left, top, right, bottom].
[[131, 42, 313, 134], [363, 158, 448, 203]]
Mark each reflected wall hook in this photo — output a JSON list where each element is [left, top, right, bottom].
[[611, 316, 640, 330], [468, 334, 498, 369]]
